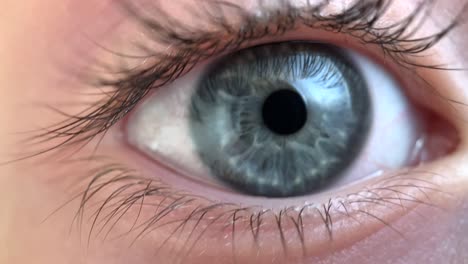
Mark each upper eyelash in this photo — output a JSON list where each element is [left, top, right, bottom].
[[26, 0, 462, 158]]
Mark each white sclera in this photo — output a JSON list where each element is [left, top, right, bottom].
[[335, 53, 423, 185], [126, 49, 423, 191], [127, 65, 214, 180]]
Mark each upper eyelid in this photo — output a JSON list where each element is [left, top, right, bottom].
[[118, 0, 455, 68], [26, 0, 462, 160], [98, 0, 464, 97]]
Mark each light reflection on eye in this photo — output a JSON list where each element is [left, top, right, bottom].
[[125, 41, 456, 203]]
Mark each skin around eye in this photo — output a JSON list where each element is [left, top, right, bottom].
[[1, 0, 468, 264]]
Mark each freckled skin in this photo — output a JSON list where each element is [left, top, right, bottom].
[[0, 1, 468, 264]]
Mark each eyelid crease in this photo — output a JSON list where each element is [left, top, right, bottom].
[[22, 0, 463, 162]]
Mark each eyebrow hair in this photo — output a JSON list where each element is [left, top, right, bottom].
[[29, 0, 463, 159]]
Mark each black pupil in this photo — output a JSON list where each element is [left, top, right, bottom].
[[262, 89, 307, 135]]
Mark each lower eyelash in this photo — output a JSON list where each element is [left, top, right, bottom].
[[57, 158, 450, 261]]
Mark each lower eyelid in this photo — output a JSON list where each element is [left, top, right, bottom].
[[82, 135, 462, 263]]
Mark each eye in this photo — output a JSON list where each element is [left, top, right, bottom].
[[125, 41, 456, 201], [31, 1, 466, 262]]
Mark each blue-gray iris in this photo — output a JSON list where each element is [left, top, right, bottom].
[[189, 43, 371, 197]]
